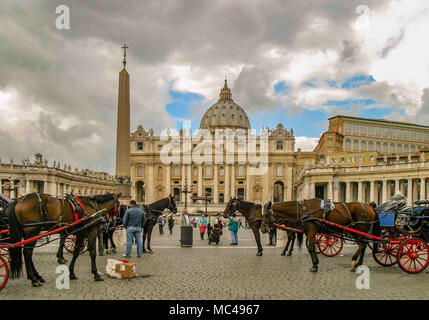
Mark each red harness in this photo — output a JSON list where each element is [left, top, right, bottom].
[[73, 196, 86, 221]]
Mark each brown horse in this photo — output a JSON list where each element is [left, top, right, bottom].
[[262, 198, 380, 272], [223, 198, 266, 256], [262, 202, 303, 256], [6, 192, 121, 287]]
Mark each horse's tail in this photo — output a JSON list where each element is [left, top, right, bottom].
[[370, 207, 381, 252], [7, 201, 23, 279], [297, 231, 303, 249]]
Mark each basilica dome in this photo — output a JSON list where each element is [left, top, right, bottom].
[[199, 80, 251, 130]]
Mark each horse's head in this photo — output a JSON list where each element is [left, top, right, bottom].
[[168, 194, 177, 214], [223, 197, 239, 218], [261, 201, 274, 234], [80, 192, 121, 223]]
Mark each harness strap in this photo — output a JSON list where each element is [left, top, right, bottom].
[[35, 193, 48, 222]]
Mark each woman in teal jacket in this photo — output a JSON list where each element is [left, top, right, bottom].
[[199, 213, 208, 240], [228, 213, 239, 245]]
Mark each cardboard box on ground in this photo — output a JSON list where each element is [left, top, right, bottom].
[[106, 259, 136, 279]]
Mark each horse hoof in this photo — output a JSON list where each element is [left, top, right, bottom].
[[70, 274, 78, 280], [32, 280, 43, 287], [281, 252, 286, 256], [147, 250, 153, 254], [286, 252, 292, 256], [57, 258, 67, 264], [350, 268, 356, 272], [94, 276, 104, 281], [37, 277, 46, 283], [309, 267, 318, 272], [256, 252, 263, 256]]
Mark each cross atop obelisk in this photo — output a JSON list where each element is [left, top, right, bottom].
[[122, 44, 129, 68]]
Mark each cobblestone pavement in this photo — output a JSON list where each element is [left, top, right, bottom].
[[2, 226, 429, 300]]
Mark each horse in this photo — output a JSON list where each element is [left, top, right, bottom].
[[262, 198, 380, 272], [223, 197, 266, 256], [6, 192, 121, 287], [262, 202, 303, 256], [142, 195, 177, 253]]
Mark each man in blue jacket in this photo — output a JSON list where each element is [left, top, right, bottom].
[[122, 200, 146, 258]]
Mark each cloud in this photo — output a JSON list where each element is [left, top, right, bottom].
[[295, 136, 319, 151]]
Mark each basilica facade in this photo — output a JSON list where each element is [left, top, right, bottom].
[[115, 63, 429, 211]]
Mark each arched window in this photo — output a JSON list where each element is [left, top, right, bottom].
[[353, 140, 359, 151], [205, 165, 212, 177], [390, 143, 395, 153], [193, 167, 198, 177], [345, 139, 351, 150], [368, 141, 374, 151], [238, 166, 244, 177], [411, 145, 416, 152], [174, 166, 180, 177], [397, 144, 402, 153], [404, 144, 409, 153], [361, 141, 367, 151], [383, 142, 388, 153], [219, 167, 224, 177], [376, 142, 381, 152], [137, 166, 143, 177]]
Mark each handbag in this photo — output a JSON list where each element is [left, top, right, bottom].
[[200, 224, 206, 233]]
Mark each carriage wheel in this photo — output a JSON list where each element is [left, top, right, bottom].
[[0, 255, 9, 291], [315, 234, 322, 254], [64, 235, 89, 254], [317, 234, 343, 257], [0, 247, 9, 262], [372, 242, 398, 267], [397, 238, 429, 274]]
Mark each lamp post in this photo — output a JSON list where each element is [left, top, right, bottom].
[[181, 185, 193, 209]]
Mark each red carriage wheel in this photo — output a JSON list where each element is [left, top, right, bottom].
[[64, 235, 89, 254], [372, 242, 398, 266], [397, 238, 429, 274], [317, 234, 343, 257], [0, 255, 9, 291]]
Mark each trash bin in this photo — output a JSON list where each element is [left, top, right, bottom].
[[180, 226, 193, 247]]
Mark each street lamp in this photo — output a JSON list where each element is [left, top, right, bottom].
[[181, 185, 193, 209]]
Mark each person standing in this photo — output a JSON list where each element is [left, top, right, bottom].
[[123, 200, 146, 258], [158, 215, 165, 235], [168, 214, 174, 235], [268, 225, 277, 246], [228, 213, 239, 245], [206, 212, 215, 239], [199, 213, 207, 240]]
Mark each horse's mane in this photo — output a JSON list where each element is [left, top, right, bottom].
[[238, 200, 259, 211]]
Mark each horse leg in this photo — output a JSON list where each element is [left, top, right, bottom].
[[251, 224, 263, 256], [287, 232, 297, 256], [23, 241, 42, 287], [147, 225, 153, 254], [305, 225, 319, 272], [68, 233, 84, 280], [281, 231, 293, 256], [88, 229, 103, 281], [351, 238, 366, 272], [56, 232, 67, 264], [142, 227, 147, 253], [30, 256, 45, 283]]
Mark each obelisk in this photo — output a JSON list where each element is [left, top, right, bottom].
[[115, 44, 131, 180]]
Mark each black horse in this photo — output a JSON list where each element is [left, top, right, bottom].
[[142, 195, 177, 253], [223, 198, 266, 256]]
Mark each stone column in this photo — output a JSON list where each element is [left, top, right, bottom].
[[230, 164, 235, 198], [420, 178, 426, 201], [357, 181, 363, 202], [407, 178, 413, 206], [369, 181, 375, 203], [309, 182, 316, 199], [395, 179, 400, 194], [25, 179, 31, 195], [213, 165, 219, 204], [187, 164, 192, 204], [181, 165, 186, 189], [286, 165, 293, 201], [345, 182, 351, 202], [327, 181, 333, 200], [225, 165, 230, 201], [246, 165, 251, 201], [165, 165, 171, 197], [198, 166, 203, 197], [148, 165, 154, 203], [382, 180, 389, 203]]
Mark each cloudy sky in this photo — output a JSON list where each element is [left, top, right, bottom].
[[1, 0, 429, 174]]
